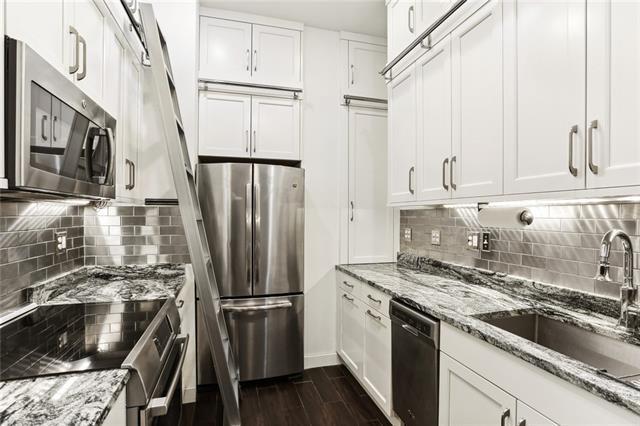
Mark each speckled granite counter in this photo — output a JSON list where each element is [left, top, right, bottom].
[[337, 254, 640, 416], [30, 263, 187, 305], [0, 370, 129, 426], [0, 264, 190, 426]]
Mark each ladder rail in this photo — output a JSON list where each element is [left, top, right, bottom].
[[139, 4, 241, 425]]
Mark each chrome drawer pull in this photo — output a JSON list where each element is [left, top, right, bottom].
[[366, 309, 382, 322], [367, 294, 382, 304], [342, 294, 355, 302], [342, 281, 354, 289]]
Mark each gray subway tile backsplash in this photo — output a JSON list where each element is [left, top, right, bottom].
[[400, 202, 640, 296]]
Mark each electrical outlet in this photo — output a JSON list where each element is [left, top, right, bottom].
[[431, 230, 441, 246], [467, 231, 480, 250], [403, 228, 412, 241], [55, 231, 67, 253]]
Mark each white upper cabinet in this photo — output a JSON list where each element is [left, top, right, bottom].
[[586, 0, 640, 189], [199, 17, 252, 83], [251, 25, 302, 88], [387, 0, 417, 60], [440, 353, 517, 426], [198, 15, 302, 89], [416, 36, 452, 201], [198, 92, 251, 158], [118, 49, 142, 201], [103, 28, 124, 120], [348, 107, 394, 264], [451, 0, 503, 198], [416, 0, 454, 41], [5, 1, 65, 72], [503, 0, 586, 194], [347, 41, 387, 99], [68, 0, 106, 103], [388, 66, 417, 204], [251, 96, 300, 160]]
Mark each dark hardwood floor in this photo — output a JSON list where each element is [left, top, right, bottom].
[[183, 365, 392, 426]]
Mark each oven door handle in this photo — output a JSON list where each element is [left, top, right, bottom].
[[147, 334, 189, 418]]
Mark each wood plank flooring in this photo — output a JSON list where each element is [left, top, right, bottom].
[[183, 365, 391, 426]]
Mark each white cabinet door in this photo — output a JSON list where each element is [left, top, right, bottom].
[[251, 25, 302, 88], [388, 66, 417, 204], [199, 17, 252, 83], [388, 0, 417, 60], [348, 107, 394, 264], [517, 401, 558, 426], [503, 0, 586, 194], [362, 309, 392, 415], [102, 27, 123, 120], [416, 0, 453, 37], [198, 92, 251, 158], [118, 50, 141, 201], [451, 0, 503, 199], [416, 36, 452, 201], [251, 96, 301, 160], [338, 291, 364, 377], [69, 0, 106, 103], [5, 1, 65, 73], [586, 0, 640, 189], [347, 41, 387, 99], [440, 353, 517, 426]]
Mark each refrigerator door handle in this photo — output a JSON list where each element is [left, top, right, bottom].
[[253, 183, 260, 289], [245, 183, 252, 289], [221, 301, 293, 312]]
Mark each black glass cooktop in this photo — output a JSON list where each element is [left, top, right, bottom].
[[0, 300, 164, 381]]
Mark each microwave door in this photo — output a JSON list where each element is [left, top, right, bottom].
[[59, 112, 90, 180], [84, 127, 113, 185]]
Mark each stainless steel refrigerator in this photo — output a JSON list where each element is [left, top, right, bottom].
[[196, 163, 304, 383]]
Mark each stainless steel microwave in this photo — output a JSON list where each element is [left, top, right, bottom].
[[4, 37, 116, 199]]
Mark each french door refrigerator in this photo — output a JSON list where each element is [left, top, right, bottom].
[[196, 163, 304, 382]]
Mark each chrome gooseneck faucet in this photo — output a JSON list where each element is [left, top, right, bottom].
[[595, 229, 638, 327]]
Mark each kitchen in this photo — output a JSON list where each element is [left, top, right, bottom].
[[0, 0, 640, 425]]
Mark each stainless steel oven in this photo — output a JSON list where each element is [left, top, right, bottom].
[[4, 37, 116, 199]]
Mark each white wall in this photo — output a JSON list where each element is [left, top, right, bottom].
[[302, 26, 342, 368]]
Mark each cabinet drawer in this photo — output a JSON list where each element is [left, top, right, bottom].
[[337, 272, 361, 297], [362, 285, 391, 317]]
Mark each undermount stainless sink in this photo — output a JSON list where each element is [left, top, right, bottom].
[[482, 313, 640, 388]]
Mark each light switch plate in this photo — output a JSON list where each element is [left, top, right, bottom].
[[403, 228, 412, 241], [431, 230, 441, 246]]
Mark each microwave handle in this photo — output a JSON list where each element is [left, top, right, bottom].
[[147, 334, 189, 418], [105, 128, 115, 184]]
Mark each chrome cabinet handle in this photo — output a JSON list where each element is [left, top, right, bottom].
[[342, 294, 355, 302], [342, 280, 354, 288], [500, 409, 511, 426], [52, 116, 58, 142], [588, 119, 599, 174], [77, 34, 87, 81], [148, 335, 189, 417], [366, 309, 382, 322], [408, 166, 415, 194], [350, 201, 354, 221], [131, 161, 136, 189], [568, 125, 578, 177], [176, 300, 184, 308], [245, 130, 249, 152], [125, 159, 131, 189], [408, 5, 415, 33], [253, 130, 257, 152], [69, 26, 80, 74], [253, 49, 258, 72], [518, 420, 526, 426], [367, 294, 382, 304], [245, 49, 250, 71], [350, 64, 355, 85], [450, 156, 457, 191], [41, 115, 48, 141], [442, 157, 449, 190]]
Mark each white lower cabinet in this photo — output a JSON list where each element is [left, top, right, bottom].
[[335, 274, 398, 424], [439, 353, 516, 426], [362, 308, 392, 414], [516, 401, 558, 426]]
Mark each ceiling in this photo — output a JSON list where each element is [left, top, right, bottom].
[[199, 0, 387, 37]]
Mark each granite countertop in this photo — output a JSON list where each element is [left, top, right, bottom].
[[0, 263, 190, 426], [337, 254, 640, 416]]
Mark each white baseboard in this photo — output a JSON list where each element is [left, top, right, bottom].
[[304, 352, 340, 369]]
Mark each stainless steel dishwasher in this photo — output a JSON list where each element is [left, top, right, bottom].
[[390, 300, 440, 426]]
